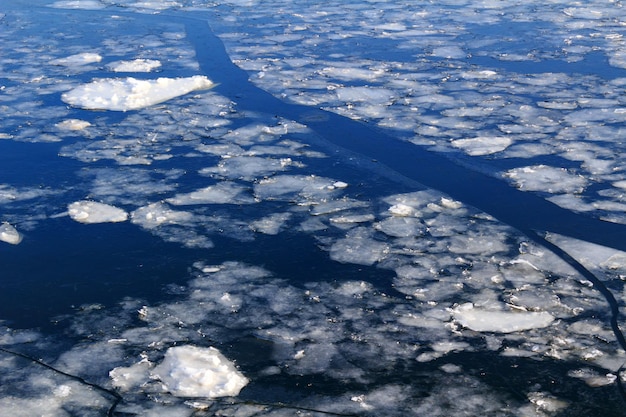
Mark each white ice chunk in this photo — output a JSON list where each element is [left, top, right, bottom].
[[388, 203, 417, 217], [68, 201, 128, 224], [108, 59, 162, 73], [199, 156, 295, 180], [0, 223, 22, 245], [110, 357, 153, 391], [49, 0, 106, 9], [504, 165, 588, 194], [330, 227, 389, 266], [61, 76, 214, 111], [131, 202, 193, 229], [335, 86, 395, 105], [254, 175, 342, 202], [250, 212, 292, 234], [375, 216, 426, 238], [151, 345, 248, 398], [451, 136, 512, 156], [452, 303, 555, 333], [49, 52, 102, 66], [55, 119, 91, 131], [167, 182, 255, 205], [431, 45, 466, 59]]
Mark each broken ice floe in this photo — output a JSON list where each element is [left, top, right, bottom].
[[0, 223, 22, 245], [61, 76, 214, 111], [54, 119, 91, 131], [49, 52, 102, 66], [68, 201, 128, 224], [452, 303, 555, 333], [504, 165, 588, 194], [116, 345, 248, 398], [451, 136, 512, 156], [107, 59, 162, 73]]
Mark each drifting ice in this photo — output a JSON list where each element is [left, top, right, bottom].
[[151, 345, 248, 398], [61, 76, 215, 111], [68, 201, 128, 224], [0, 223, 22, 245], [452, 303, 555, 333]]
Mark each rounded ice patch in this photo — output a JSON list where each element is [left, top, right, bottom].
[[68, 201, 128, 224], [0, 222, 22, 245], [152, 345, 248, 398]]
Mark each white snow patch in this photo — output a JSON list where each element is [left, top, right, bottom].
[[61, 76, 214, 111], [452, 303, 555, 333], [68, 201, 128, 224], [151, 345, 248, 398]]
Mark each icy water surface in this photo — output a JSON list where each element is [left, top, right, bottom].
[[2, 0, 626, 416]]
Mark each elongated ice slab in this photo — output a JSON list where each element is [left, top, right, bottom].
[[68, 201, 128, 223], [0, 223, 22, 245], [49, 52, 102, 66], [151, 345, 248, 398], [61, 76, 215, 111], [107, 59, 162, 73], [452, 303, 555, 333]]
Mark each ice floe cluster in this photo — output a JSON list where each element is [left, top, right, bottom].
[[197, 0, 626, 224], [2, 0, 626, 416]]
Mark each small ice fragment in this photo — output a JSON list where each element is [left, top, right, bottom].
[[110, 356, 153, 391], [68, 200, 128, 224], [49, 52, 102, 66], [0, 223, 22, 245], [151, 345, 248, 398], [452, 303, 554, 333], [55, 119, 91, 131], [62, 76, 215, 111], [388, 203, 416, 217], [108, 59, 162, 73]]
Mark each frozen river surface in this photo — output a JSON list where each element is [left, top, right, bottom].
[[2, 0, 626, 416]]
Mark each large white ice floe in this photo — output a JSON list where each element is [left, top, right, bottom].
[[0, 223, 22, 245], [452, 303, 555, 333], [151, 345, 248, 398], [61, 76, 215, 111], [67, 200, 128, 223]]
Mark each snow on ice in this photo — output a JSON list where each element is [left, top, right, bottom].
[[61, 76, 214, 111], [68, 200, 128, 223]]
